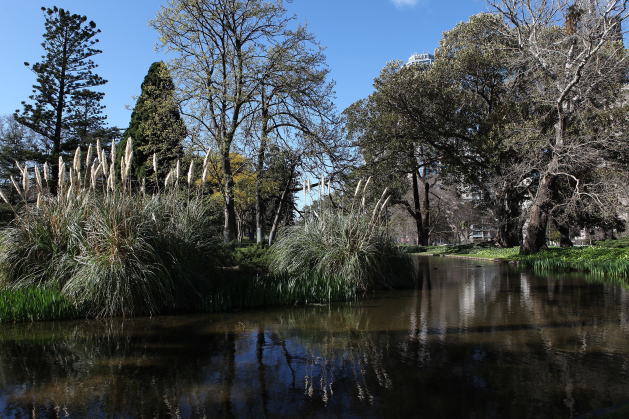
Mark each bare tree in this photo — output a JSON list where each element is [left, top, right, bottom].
[[251, 25, 337, 244], [152, 0, 291, 242], [489, 0, 629, 254]]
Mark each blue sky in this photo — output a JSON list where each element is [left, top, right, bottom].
[[0, 0, 488, 130]]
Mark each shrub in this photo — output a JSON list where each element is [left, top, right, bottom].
[[398, 244, 428, 253], [595, 238, 629, 249], [233, 244, 270, 273], [0, 196, 85, 288]]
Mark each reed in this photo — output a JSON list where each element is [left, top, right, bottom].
[[197, 269, 359, 313], [0, 287, 79, 323]]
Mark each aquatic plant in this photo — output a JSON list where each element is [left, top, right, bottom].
[[0, 287, 79, 323]]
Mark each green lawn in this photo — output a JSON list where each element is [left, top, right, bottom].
[[406, 240, 629, 278]]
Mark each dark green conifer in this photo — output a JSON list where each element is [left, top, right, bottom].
[[121, 62, 186, 186]]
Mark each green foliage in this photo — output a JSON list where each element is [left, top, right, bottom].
[[0, 191, 223, 318], [399, 244, 429, 254], [198, 270, 358, 313], [424, 245, 520, 259], [0, 287, 79, 323], [512, 247, 629, 278], [120, 62, 185, 185], [595, 238, 629, 249], [233, 245, 270, 273]]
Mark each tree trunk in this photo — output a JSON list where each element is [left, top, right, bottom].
[[411, 170, 424, 246], [221, 149, 238, 243], [522, 107, 564, 255], [51, 33, 69, 194], [496, 190, 521, 248], [520, 175, 552, 255], [602, 228, 616, 241], [256, 94, 269, 245], [553, 219, 573, 248], [419, 172, 430, 246], [497, 222, 520, 248], [268, 166, 295, 246]]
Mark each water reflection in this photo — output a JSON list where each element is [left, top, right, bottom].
[[1, 257, 628, 418]]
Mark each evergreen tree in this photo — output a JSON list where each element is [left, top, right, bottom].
[[14, 6, 107, 177], [120, 62, 186, 186]]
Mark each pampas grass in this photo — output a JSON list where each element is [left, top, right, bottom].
[[0, 190, 221, 318], [0, 139, 224, 319], [268, 180, 412, 300]]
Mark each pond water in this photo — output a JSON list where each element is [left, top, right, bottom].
[[1, 256, 629, 418]]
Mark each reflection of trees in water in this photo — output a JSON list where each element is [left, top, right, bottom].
[[269, 260, 629, 417], [0, 318, 241, 418], [1, 259, 629, 417]]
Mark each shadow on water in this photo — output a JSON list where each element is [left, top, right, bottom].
[[1, 256, 629, 418]]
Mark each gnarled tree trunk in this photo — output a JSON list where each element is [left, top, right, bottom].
[[553, 219, 573, 248], [419, 172, 430, 246], [520, 174, 553, 255]]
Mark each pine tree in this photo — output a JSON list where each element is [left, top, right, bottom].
[[120, 62, 186, 186], [14, 6, 107, 177]]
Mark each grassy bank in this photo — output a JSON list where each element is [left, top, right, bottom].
[[406, 239, 629, 278], [401, 243, 519, 259], [0, 287, 80, 323], [0, 171, 414, 322], [512, 247, 629, 278]]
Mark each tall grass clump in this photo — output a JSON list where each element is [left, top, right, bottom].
[[0, 287, 79, 323], [0, 139, 223, 319], [268, 178, 413, 301], [0, 196, 84, 288]]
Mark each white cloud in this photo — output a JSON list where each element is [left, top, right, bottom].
[[391, 0, 419, 7]]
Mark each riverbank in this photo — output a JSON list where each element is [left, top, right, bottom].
[[4, 239, 627, 324], [407, 239, 629, 278], [0, 241, 414, 323]]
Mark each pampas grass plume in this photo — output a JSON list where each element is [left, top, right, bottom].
[[22, 165, 29, 196], [34, 164, 43, 191], [43, 162, 49, 183], [354, 179, 362, 197], [187, 160, 194, 186], [73, 147, 81, 173]]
